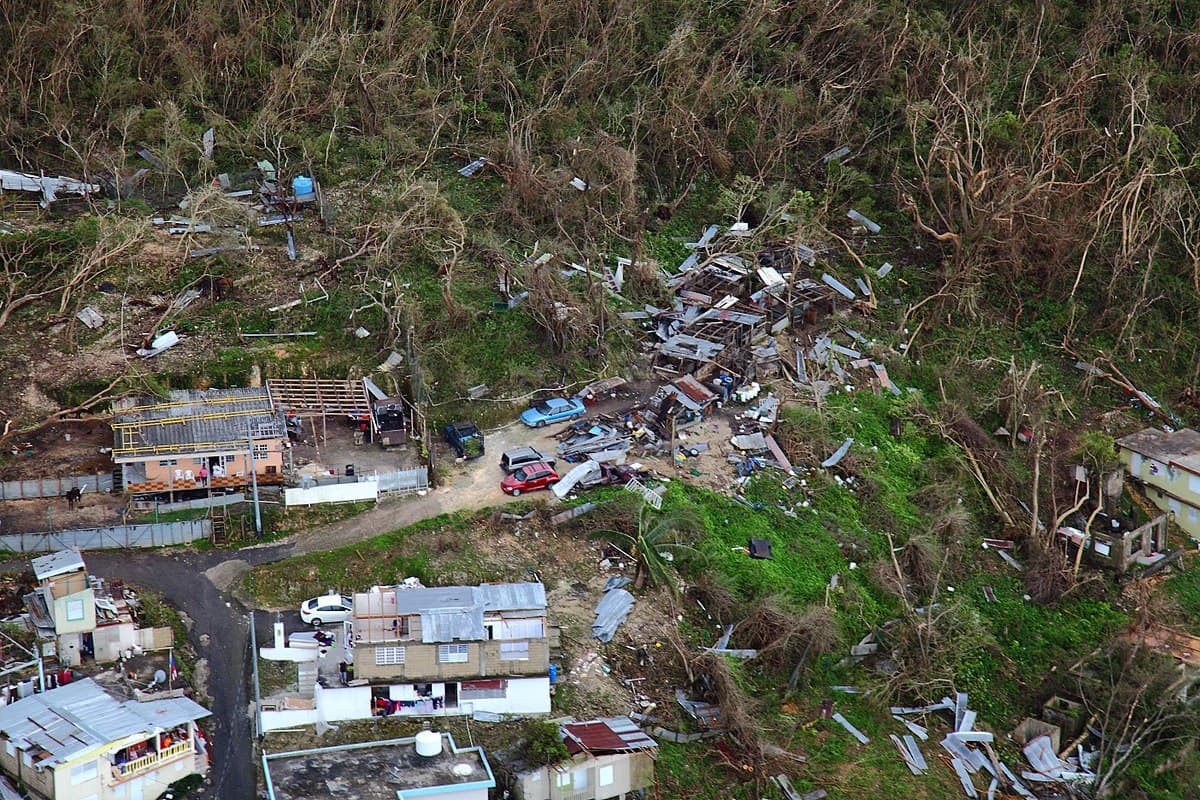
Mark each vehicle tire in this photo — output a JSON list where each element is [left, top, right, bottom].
[[536, 420, 546, 428], [511, 488, 521, 496], [311, 618, 323, 627]]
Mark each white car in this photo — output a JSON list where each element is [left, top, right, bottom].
[[300, 594, 353, 626]]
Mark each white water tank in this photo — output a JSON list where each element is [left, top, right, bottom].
[[415, 730, 442, 758]]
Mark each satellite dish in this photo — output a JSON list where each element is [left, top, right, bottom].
[[154, 669, 167, 685]]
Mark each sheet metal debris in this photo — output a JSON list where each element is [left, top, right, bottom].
[[822, 438, 854, 468], [831, 712, 869, 744], [592, 587, 634, 642], [458, 156, 489, 177], [75, 306, 105, 329], [846, 208, 881, 233]]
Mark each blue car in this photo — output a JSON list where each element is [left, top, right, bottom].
[[520, 396, 587, 427]]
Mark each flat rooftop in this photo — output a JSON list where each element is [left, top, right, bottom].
[[264, 733, 495, 800]]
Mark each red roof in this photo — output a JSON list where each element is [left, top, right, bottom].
[[562, 717, 657, 755]]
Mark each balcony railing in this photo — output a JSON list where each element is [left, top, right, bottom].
[[114, 741, 192, 780]]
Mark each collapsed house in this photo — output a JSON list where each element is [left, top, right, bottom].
[[23, 550, 172, 668], [643, 227, 842, 382], [512, 716, 658, 800]]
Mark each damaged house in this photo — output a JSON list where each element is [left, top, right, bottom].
[[258, 582, 553, 732], [512, 716, 657, 800], [23, 550, 172, 668], [0, 678, 210, 800], [111, 388, 288, 496], [1116, 427, 1200, 539]]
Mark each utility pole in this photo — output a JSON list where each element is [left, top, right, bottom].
[[247, 424, 262, 538]]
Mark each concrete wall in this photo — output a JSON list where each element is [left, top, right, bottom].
[[354, 639, 549, 682], [51, 588, 96, 636], [93, 623, 136, 663], [1121, 448, 1200, 538], [314, 684, 371, 723], [261, 707, 318, 732]]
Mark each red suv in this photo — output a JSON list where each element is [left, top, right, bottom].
[[500, 463, 560, 496]]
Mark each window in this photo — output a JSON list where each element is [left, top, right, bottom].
[[498, 618, 544, 639], [437, 644, 469, 663], [224, 455, 236, 463], [1190, 507, 1199, 524], [5, 740, 13, 756], [572, 768, 589, 790], [66, 599, 86, 621], [499, 641, 529, 661], [598, 764, 615, 787], [252, 444, 269, 461], [460, 680, 507, 700], [70, 760, 98, 785], [157, 459, 178, 467], [1190, 474, 1200, 495], [375, 646, 406, 666], [555, 771, 571, 788], [193, 458, 204, 465]]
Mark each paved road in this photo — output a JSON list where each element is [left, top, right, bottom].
[[41, 419, 589, 798]]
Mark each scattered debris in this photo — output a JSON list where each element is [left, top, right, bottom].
[[458, 157, 489, 177], [75, 306, 105, 329], [135, 330, 180, 358], [592, 587, 635, 642], [822, 438, 854, 468], [831, 712, 869, 744], [675, 688, 721, 730], [846, 209, 881, 234]]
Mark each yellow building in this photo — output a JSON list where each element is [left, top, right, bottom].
[[0, 678, 209, 800], [1117, 427, 1200, 539]]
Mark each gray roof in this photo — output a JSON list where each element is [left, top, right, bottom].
[[31, 549, 85, 580], [375, 583, 546, 644], [112, 387, 285, 460], [0, 678, 210, 767], [1117, 427, 1200, 464]]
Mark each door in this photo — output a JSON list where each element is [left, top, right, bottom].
[[444, 683, 458, 710]]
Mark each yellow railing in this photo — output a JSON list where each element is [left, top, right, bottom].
[[114, 741, 192, 779]]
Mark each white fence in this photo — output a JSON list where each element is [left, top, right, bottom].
[[377, 467, 429, 494], [283, 479, 379, 508], [0, 520, 210, 552], [0, 473, 113, 500]]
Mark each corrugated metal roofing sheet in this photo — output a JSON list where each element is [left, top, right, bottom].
[[113, 388, 284, 458], [0, 678, 209, 766], [563, 716, 657, 754], [31, 549, 85, 580], [477, 582, 546, 611]]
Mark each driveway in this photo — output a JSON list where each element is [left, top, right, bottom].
[[22, 417, 599, 799]]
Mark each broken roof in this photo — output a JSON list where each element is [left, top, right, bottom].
[[1117, 427, 1200, 473], [355, 583, 546, 644], [562, 716, 657, 755], [0, 678, 209, 767], [31, 549, 85, 580], [111, 387, 285, 461], [263, 733, 495, 800]]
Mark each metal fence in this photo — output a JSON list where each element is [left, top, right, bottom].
[[0, 520, 210, 553], [300, 468, 428, 495], [377, 468, 429, 495], [0, 473, 113, 500]]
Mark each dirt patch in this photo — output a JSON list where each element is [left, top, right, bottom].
[[0, 419, 114, 480], [0, 492, 125, 533]]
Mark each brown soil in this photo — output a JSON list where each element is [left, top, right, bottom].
[[0, 492, 126, 534], [0, 419, 114, 480]]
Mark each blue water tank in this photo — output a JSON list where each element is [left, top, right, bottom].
[[292, 175, 314, 196], [548, 664, 558, 684]]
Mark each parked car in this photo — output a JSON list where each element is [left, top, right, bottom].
[[520, 396, 586, 427], [443, 420, 485, 459], [500, 447, 556, 473], [500, 463, 560, 496], [300, 594, 353, 626]]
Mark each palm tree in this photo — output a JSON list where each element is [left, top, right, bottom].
[[591, 502, 705, 592]]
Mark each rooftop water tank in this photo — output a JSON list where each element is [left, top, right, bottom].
[[415, 730, 442, 758]]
